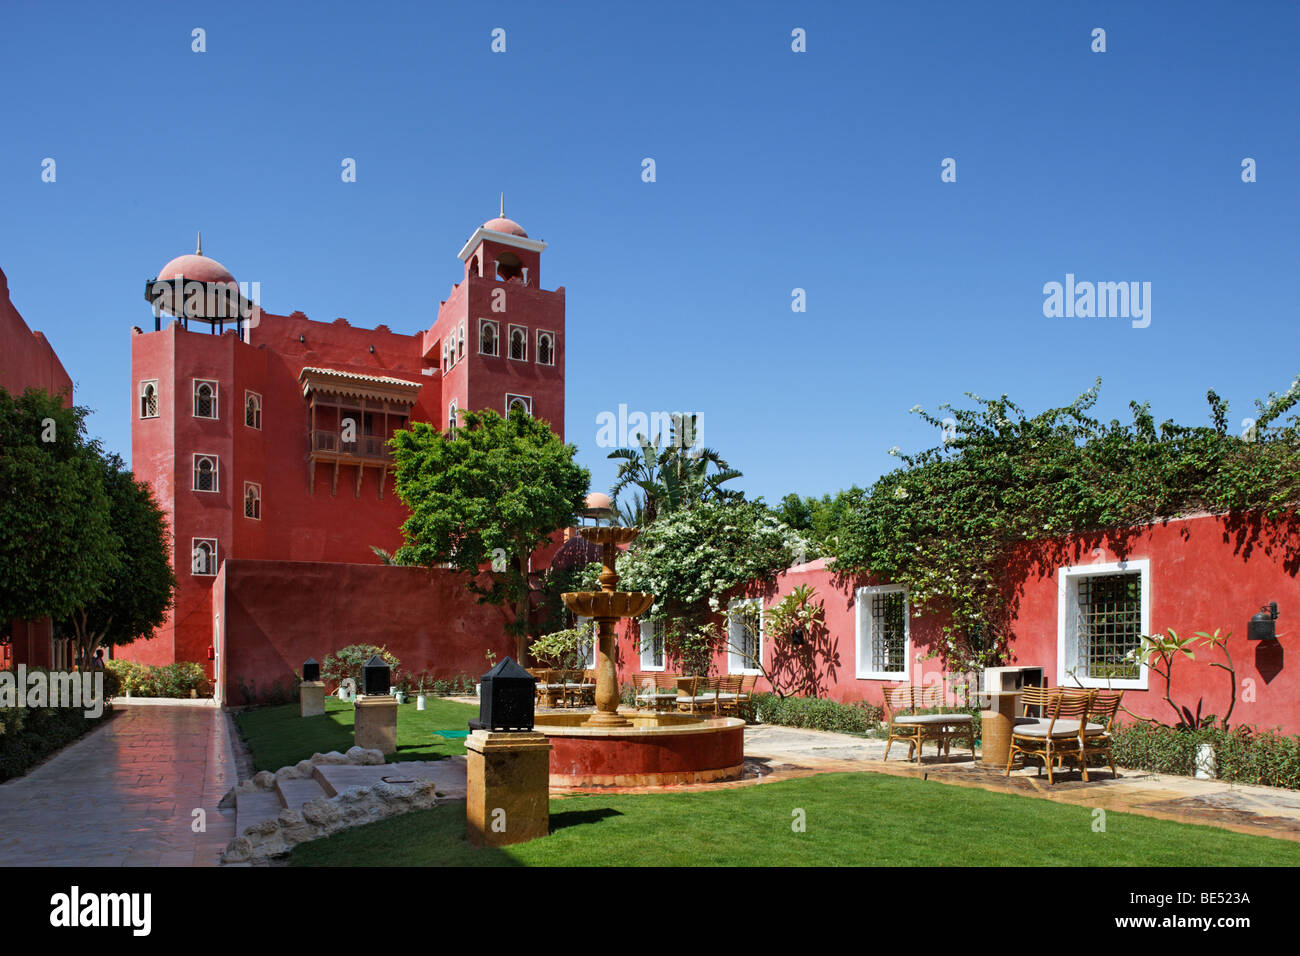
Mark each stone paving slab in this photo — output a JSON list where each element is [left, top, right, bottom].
[[0, 705, 238, 866], [313, 757, 468, 800]]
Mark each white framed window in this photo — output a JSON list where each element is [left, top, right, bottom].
[[442, 341, 450, 374], [727, 598, 763, 674], [536, 330, 555, 366], [855, 585, 909, 680], [505, 394, 532, 416], [479, 319, 499, 356], [243, 482, 261, 520], [1057, 559, 1150, 690], [244, 391, 262, 430], [139, 380, 159, 419], [191, 538, 218, 576], [193, 379, 218, 419], [639, 618, 665, 671], [192, 454, 219, 493], [447, 398, 457, 432], [457, 321, 466, 361], [508, 324, 527, 361], [576, 617, 597, 669]]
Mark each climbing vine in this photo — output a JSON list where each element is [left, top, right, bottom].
[[834, 376, 1300, 673]]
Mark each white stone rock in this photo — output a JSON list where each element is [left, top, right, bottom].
[[346, 746, 384, 765], [311, 751, 349, 765], [252, 770, 275, 789]]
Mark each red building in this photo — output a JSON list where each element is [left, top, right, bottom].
[[125, 207, 566, 688], [617, 511, 1300, 734], [1, 265, 75, 670]]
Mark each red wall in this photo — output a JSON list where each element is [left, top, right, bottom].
[[615, 513, 1300, 733], [0, 265, 73, 402], [215, 560, 516, 704]]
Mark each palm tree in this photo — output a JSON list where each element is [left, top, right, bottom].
[[608, 415, 743, 524]]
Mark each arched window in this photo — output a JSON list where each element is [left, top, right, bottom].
[[442, 342, 450, 373], [193, 380, 217, 418], [468, 255, 480, 278], [537, 332, 554, 366], [193, 454, 218, 492], [479, 320, 498, 356], [245, 392, 262, 429], [447, 399, 458, 433], [244, 482, 261, 520], [509, 325, 527, 361], [496, 251, 523, 281], [458, 322, 465, 360], [506, 394, 532, 416], [191, 538, 217, 576], [140, 381, 159, 419]]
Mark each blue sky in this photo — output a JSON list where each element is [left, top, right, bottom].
[[2, 1, 1297, 506]]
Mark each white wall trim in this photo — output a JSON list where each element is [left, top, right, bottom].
[[1056, 558, 1150, 690], [457, 228, 547, 260], [854, 584, 910, 681]]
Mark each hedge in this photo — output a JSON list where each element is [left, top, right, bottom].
[[0, 697, 112, 782], [1110, 722, 1300, 790], [752, 693, 886, 735]]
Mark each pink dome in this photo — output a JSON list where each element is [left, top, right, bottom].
[[585, 492, 613, 512], [482, 217, 528, 238], [156, 253, 236, 285]]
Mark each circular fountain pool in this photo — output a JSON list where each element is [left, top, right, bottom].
[[534, 711, 746, 789]]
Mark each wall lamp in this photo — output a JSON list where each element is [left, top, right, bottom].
[[1248, 602, 1280, 642]]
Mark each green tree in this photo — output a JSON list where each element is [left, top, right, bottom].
[[618, 500, 806, 671], [390, 408, 590, 663], [771, 487, 866, 557], [61, 453, 176, 669], [0, 388, 116, 626]]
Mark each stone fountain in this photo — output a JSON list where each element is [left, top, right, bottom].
[[531, 524, 747, 789], [560, 526, 653, 728]]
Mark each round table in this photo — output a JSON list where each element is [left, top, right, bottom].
[[978, 690, 1022, 768]]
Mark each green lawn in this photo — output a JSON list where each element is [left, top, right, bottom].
[[290, 771, 1300, 867], [237, 696, 479, 772]]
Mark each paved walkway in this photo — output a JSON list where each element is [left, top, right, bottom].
[[0, 704, 237, 866]]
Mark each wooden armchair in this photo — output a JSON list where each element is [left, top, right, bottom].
[[1006, 689, 1094, 783], [529, 668, 561, 709], [715, 675, 745, 716], [676, 676, 719, 715], [1061, 690, 1123, 779], [632, 672, 679, 711], [883, 684, 976, 765]]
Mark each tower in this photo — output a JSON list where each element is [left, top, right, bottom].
[[429, 198, 566, 438]]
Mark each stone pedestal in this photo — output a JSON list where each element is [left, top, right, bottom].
[[354, 695, 398, 755], [299, 681, 326, 718], [465, 730, 552, 847]]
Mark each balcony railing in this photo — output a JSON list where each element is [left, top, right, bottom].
[[312, 429, 390, 460]]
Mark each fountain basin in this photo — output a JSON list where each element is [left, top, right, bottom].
[[534, 712, 746, 789]]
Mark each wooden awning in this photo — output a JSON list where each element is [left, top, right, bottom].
[[298, 367, 422, 405]]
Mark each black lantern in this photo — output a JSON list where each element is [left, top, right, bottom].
[[1248, 602, 1280, 642], [469, 657, 536, 732], [790, 628, 805, 647], [302, 657, 320, 682], [361, 654, 391, 695]]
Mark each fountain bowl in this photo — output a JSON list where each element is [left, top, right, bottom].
[[534, 711, 746, 789], [561, 590, 655, 619]]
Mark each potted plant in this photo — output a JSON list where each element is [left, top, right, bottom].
[[416, 672, 428, 711]]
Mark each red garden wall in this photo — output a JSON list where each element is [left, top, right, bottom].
[[215, 560, 517, 704]]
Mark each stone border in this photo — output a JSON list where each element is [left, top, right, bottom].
[[221, 747, 438, 864], [112, 696, 219, 707]]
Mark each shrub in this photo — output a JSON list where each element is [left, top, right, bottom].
[[320, 644, 401, 693], [752, 693, 885, 735], [105, 659, 207, 698], [1110, 722, 1300, 790], [0, 667, 113, 782]]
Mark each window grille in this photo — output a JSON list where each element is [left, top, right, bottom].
[[1076, 573, 1142, 679], [871, 591, 906, 674]]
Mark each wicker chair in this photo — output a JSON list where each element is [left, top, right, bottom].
[[715, 675, 745, 716], [1061, 690, 1123, 779], [676, 676, 719, 715], [1006, 689, 1094, 783], [882, 684, 976, 765]]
